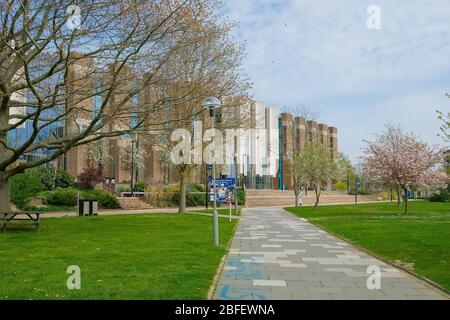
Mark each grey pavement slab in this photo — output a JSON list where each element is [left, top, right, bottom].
[[214, 207, 448, 300]]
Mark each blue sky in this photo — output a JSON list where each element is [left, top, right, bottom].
[[224, 0, 450, 161]]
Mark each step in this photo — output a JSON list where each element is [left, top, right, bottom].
[[245, 190, 347, 197], [117, 197, 154, 210], [245, 194, 379, 207]]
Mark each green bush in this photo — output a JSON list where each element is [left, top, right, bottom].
[[10, 170, 45, 209], [117, 186, 132, 193], [38, 188, 120, 209], [35, 168, 55, 191], [163, 184, 206, 207], [34, 168, 75, 191], [81, 189, 120, 209], [55, 170, 75, 189], [429, 189, 450, 202], [335, 181, 347, 191], [164, 184, 179, 193], [187, 184, 206, 206], [191, 184, 205, 192], [39, 187, 78, 207], [237, 188, 246, 205], [133, 181, 147, 192]]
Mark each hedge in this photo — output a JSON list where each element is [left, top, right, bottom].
[[38, 188, 120, 209]]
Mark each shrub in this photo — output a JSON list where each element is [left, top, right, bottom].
[[77, 166, 103, 190], [36, 167, 56, 191], [237, 188, 246, 205], [55, 170, 75, 189], [117, 186, 131, 193], [164, 184, 179, 193], [187, 184, 206, 206], [133, 181, 147, 192], [335, 181, 347, 191], [81, 189, 120, 209], [429, 189, 450, 202], [10, 170, 45, 209], [187, 192, 205, 207], [40, 187, 78, 207], [169, 184, 206, 207], [38, 188, 119, 209], [36, 168, 75, 191], [191, 184, 205, 192]]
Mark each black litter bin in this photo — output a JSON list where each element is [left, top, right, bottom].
[[78, 199, 99, 216]]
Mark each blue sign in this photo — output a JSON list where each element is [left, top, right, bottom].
[[209, 177, 235, 187], [209, 178, 236, 203]]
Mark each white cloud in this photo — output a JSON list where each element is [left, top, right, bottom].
[[320, 90, 450, 161], [224, 0, 450, 158]]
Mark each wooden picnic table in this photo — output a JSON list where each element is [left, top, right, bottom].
[[1, 211, 41, 233]]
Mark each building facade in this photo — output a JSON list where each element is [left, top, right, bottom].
[[8, 59, 338, 191], [223, 102, 338, 190]]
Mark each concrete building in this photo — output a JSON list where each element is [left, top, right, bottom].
[[8, 57, 338, 191], [235, 101, 279, 189], [231, 104, 338, 190], [275, 113, 338, 190]]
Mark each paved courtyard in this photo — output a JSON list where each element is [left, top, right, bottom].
[[214, 207, 448, 300]]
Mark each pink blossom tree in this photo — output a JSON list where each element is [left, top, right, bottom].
[[362, 124, 448, 215]]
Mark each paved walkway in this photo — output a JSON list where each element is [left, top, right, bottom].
[[214, 207, 448, 300]]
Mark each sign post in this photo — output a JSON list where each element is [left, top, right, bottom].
[[210, 178, 236, 223], [229, 197, 232, 222]]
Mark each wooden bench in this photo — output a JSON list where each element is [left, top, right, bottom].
[[1, 212, 41, 233]]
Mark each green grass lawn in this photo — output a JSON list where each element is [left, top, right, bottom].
[[0, 213, 236, 300], [286, 201, 450, 291]]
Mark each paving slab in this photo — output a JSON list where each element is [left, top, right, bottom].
[[214, 207, 448, 300]]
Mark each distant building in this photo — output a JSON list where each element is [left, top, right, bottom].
[[277, 113, 338, 190], [219, 102, 338, 190]]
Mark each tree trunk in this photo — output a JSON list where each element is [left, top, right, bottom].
[[0, 95, 12, 213], [396, 185, 402, 207], [178, 172, 187, 214], [0, 171, 11, 213], [295, 186, 303, 207], [404, 188, 409, 216], [314, 185, 321, 208]]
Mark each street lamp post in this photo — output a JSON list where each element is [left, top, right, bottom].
[[203, 97, 222, 246]]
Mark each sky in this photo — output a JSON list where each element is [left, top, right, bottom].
[[224, 0, 450, 161]]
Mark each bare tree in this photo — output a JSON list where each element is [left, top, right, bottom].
[[282, 105, 321, 121], [139, 3, 251, 213], [0, 0, 222, 212]]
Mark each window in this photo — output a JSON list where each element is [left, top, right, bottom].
[[131, 94, 139, 129]]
